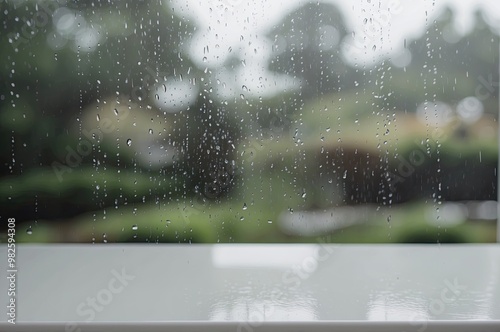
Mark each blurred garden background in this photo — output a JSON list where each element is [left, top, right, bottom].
[[0, 0, 499, 243]]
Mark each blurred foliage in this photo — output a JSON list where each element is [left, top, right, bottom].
[[267, 2, 359, 99], [379, 9, 499, 115], [0, 1, 498, 243]]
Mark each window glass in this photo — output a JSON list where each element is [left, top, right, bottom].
[[1, 0, 498, 243]]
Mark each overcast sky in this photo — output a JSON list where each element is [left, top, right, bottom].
[[168, 0, 500, 98]]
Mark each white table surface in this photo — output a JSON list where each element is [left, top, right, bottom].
[[0, 244, 499, 331]]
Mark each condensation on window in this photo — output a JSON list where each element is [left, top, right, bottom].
[[1, 0, 498, 243]]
